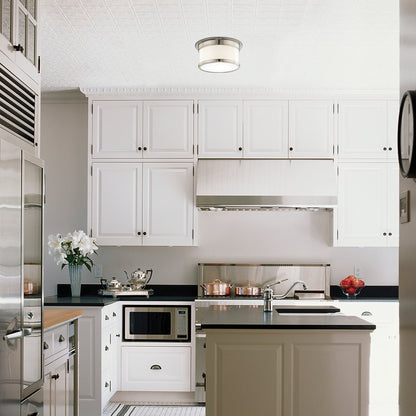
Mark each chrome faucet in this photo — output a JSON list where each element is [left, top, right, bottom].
[[263, 280, 308, 312]]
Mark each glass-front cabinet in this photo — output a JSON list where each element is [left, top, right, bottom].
[[0, 0, 39, 83]]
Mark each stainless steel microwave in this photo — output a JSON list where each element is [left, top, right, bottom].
[[123, 305, 190, 342]]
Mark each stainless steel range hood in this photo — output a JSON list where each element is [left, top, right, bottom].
[[196, 160, 337, 210]]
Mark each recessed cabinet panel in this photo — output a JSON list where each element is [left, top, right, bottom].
[[387, 164, 399, 246], [198, 100, 242, 158], [387, 100, 399, 160], [243, 100, 289, 158], [289, 100, 334, 158], [143, 101, 193, 158], [338, 101, 389, 158], [142, 163, 193, 246], [92, 163, 142, 245], [93, 102, 142, 158], [337, 163, 388, 247], [121, 346, 191, 391]]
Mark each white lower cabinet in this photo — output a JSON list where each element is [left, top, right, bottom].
[[121, 346, 191, 391], [77, 303, 121, 415], [337, 301, 399, 416]]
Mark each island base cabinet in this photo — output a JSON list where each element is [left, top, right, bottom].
[[205, 329, 371, 416]]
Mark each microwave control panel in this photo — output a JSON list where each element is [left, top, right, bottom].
[[175, 308, 189, 339]]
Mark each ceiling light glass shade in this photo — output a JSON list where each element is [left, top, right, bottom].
[[195, 37, 243, 73]]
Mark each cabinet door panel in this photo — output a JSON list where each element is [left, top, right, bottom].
[[289, 100, 334, 158], [338, 101, 389, 158], [142, 163, 193, 246], [337, 163, 387, 246], [121, 346, 191, 391], [198, 101, 242, 158], [92, 101, 142, 158], [244, 100, 289, 158], [387, 100, 399, 160], [143, 101, 193, 158], [92, 163, 142, 245], [54, 361, 68, 416], [387, 164, 399, 246]]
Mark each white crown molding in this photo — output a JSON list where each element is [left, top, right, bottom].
[[79, 86, 399, 100], [41, 89, 88, 103]]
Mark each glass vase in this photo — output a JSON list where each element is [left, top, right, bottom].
[[69, 264, 82, 297]]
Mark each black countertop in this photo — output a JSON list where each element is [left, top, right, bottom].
[[45, 284, 198, 307], [198, 305, 376, 330]]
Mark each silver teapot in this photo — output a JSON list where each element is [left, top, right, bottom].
[[124, 268, 153, 289]]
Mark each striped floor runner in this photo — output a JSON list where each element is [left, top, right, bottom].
[[103, 403, 206, 416]]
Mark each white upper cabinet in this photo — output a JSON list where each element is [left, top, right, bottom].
[[93, 101, 142, 159], [243, 101, 289, 158], [142, 163, 194, 246], [337, 100, 398, 159], [91, 163, 142, 245], [289, 100, 335, 158], [336, 162, 398, 247], [92, 100, 194, 159], [198, 100, 243, 158], [0, 0, 40, 84], [143, 101, 194, 158], [90, 162, 194, 246]]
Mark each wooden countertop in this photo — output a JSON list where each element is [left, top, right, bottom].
[[44, 309, 83, 329]]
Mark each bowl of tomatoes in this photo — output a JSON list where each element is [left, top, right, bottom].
[[339, 275, 365, 299]]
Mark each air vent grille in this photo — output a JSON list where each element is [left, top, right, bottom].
[[0, 65, 36, 143]]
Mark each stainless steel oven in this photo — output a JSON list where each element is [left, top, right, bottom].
[[123, 305, 190, 342]]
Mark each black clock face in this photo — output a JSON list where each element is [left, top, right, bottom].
[[398, 90, 416, 178]]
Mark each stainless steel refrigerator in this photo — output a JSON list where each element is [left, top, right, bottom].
[[0, 138, 44, 415]]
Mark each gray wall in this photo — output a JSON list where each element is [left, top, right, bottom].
[[41, 100, 398, 296], [399, 0, 416, 414]]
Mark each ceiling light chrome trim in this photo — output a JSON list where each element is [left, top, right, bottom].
[[195, 37, 243, 73]]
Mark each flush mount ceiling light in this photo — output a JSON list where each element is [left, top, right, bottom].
[[195, 37, 243, 73]]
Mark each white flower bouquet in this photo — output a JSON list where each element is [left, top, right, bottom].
[[48, 230, 98, 271]]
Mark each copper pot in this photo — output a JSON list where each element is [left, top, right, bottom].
[[201, 279, 232, 296], [235, 285, 262, 297]]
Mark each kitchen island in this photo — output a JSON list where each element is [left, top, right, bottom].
[[200, 305, 375, 416]]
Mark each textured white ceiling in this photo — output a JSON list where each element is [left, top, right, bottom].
[[39, 0, 399, 92]]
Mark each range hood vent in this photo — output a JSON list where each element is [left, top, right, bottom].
[[196, 160, 337, 210]]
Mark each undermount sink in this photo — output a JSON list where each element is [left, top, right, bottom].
[[275, 305, 341, 314]]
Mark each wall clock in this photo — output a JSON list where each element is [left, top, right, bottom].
[[398, 90, 416, 178]]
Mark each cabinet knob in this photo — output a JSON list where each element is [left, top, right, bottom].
[[150, 364, 162, 370], [43, 342, 49, 350], [105, 345, 109, 351], [13, 44, 24, 52], [137, 232, 141, 235], [383, 147, 387, 151], [389, 147, 392, 151], [389, 232, 392, 236], [383, 232, 387, 236], [138, 147, 142, 151], [105, 381, 110, 388], [58, 335, 65, 342], [105, 315, 109, 320], [143, 232, 147, 236], [143, 147, 147, 151], [361, 311, 373, 316], [238, 147, 242, 151], [27, 312, 34, 319], [116, 334, 121, 337], [51, 374, 60, 380], [289, 147, 294, 151], [113, 312, 117, 317]]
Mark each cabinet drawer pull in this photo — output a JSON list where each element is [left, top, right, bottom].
[[105, 345, 109, 351], [43, 342, 49, 350], [150, 364, 162, 370], [13, 44, 24, 52], [28, 412, 39, 416], [105, 315, 109, 320], [51, 374, 60, 380], [116, 334, 121, 337], [361, 311, 373, 316], [105, 381, 110, 388], [58, 335, 65, 342], [113, 312, 117, 317]]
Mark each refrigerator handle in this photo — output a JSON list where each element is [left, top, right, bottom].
[[3, 327, 32, 341]]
